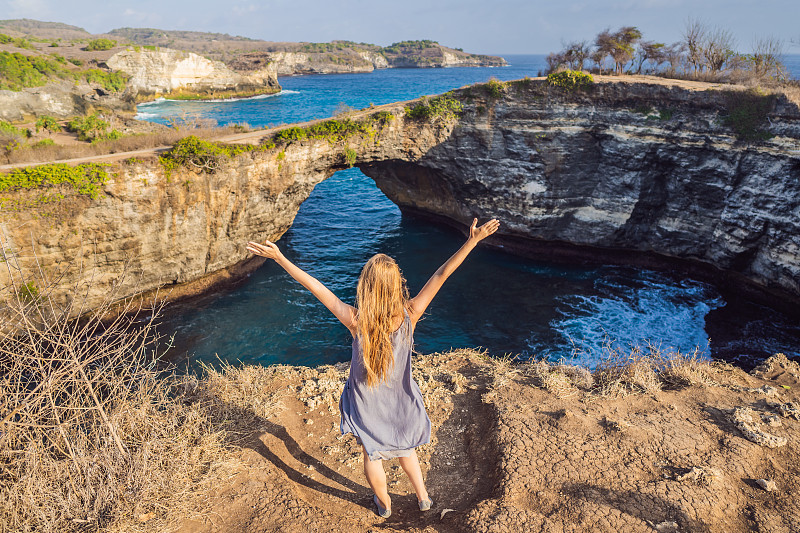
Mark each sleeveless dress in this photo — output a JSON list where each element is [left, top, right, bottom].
[[339, 312, 431, 461]]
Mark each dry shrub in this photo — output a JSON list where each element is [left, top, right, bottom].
[[525, 359, 579, 399], [0, 246, 232, 532], [592, 343, 664, 397], [184, 361, 290, 431], [660, 349, 722, 387]]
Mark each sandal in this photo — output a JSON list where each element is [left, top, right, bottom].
[[418, 498, 433, 511], [373, 495, 391, 518]]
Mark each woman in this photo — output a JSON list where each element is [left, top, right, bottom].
[[246, 217, 499, 518]]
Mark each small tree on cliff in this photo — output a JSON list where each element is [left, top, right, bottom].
[[635, 41, 666, 74], [701, 27, 737, 72], [609, 27, 642, 74], [593, 29, 615, 74], [683, 18, 707, 73]]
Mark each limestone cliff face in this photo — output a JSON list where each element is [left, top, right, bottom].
[[0, 80, 135, 122], [361, 79, 800, 303], [0, 106, 451, 311], [106, 48, 280, 99], [3, 78, 800, 314], [266, 51, 374, 75]]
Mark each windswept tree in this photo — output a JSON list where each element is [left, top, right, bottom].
[[662, 42, 685, 77], [609, 26, 642, 74], [593, 29, 615, 74], [745, 36, 787, 81], [562, 40, 591, 71], [702, 27, 737, 72], [546, 51, 566, 73], [635, 41, 666, 74], [683, 18, 707, 73]]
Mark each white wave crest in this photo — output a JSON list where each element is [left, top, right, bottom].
[[530, 271, 724, 367]]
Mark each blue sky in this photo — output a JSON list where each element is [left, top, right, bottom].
[[2, 0, 798, 54]]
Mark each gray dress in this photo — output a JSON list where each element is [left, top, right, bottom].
[[339, 312, 431, 461]]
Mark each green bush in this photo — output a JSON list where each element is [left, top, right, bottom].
[[405, 94, 463, 121], [485, 78, 505, 98], [0, 163, 110, 199], [67, 113, 110, 142], [0, 52, 71, 91], [344, 148, 357, 168], [33, 139, 55, 147], [35, 115, 61, 134], [85, 38, 116, 51], [159, 135, 267, 175], [273, 126, 308, 144], [0, 121, 29, 139], [723, 89, 776, 141], [81, 69, 126, 92], [546, 70, 594, 91]]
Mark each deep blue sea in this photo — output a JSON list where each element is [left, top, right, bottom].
[[143, 55, 800, 370]]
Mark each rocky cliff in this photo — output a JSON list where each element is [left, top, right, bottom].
[[106, 48, 280, 100], [0, 80, 135, 122], [360, 78, 800, 305], [2, 77, 799, 315]]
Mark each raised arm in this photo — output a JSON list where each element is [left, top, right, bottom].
[[408, 218, 499, 325], [246, 240, 357, 333]]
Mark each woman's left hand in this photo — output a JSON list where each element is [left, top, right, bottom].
[[246, 240, 283, 261]]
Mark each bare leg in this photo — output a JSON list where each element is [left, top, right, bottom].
[[398, 451, 430, 503], [362, 447, 391, 511]]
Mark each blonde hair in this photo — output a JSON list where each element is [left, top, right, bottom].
[[355, 254, 410, 387]]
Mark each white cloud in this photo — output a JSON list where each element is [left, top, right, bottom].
[[5, 0, 51, 17]]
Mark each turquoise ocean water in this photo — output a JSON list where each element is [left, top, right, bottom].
[[142, 55, 800, 370]]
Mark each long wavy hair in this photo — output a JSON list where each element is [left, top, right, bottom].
[[355, 254, 410, 387]]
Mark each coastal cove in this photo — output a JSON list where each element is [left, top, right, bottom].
[[134, 57, 800, 370]]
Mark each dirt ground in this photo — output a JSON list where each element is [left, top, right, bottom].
[[169, 351, 800, 533]]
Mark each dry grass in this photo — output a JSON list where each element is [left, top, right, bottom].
[[4, 124, 251, 166], [0, 243, 235, 533]]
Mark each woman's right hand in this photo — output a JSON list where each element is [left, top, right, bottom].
[[246, 240, 283, 261], [469, 218, 500, 242]]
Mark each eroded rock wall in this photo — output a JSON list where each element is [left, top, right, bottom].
[[362, 79, 800, 302], [3, 78, 800, 314], [107, 48, 280, 99]]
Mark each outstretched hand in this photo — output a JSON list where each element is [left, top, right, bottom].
[[246, 240, 283, 261], [469, 218, 500, 242]]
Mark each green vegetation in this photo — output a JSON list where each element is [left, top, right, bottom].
[[722, 89, 776, 141], [546, 70, 594, 90], [404, 94, 463, 121], [159, 135, 268, 175], [0, 52, 70, 91], [383, 40, 439, 54], [35, 115, 61, 134], [485, 78, 506, 98], [32, 139, 55, 147], [0, 51, 127, 92], [0, 33, 35, 50], [659, 108, 675, 120], [16, 281, 39, 304], [0, 163, 110, 199], [272, 113, 393, 145], [84, 38, 116, 51], [67, 113, 118, 142], [0, 120, 31, 139], [344, 148, 357, 168], [81, 69, 126, 92]]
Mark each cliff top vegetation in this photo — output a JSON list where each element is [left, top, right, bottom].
[[545, 20, 793, 87]]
